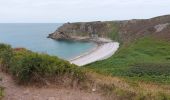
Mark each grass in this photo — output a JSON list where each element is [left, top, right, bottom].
[[0, 86, 3, 99], [86, 71, 170, 100], [0, 77, 3, 99], [86, 36, 170, 83], [107, 22, 119, 41], [85, 36, 170, 99]]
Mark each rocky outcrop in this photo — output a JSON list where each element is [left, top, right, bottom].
[[48, 21, 118, 41], [49, 15, 170, 42], [154, 23, 169, 33]]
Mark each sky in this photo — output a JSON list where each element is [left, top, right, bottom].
[[0, 0, 170, 23]]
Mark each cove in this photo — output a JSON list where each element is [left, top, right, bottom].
[[0, 23, 96, 60]]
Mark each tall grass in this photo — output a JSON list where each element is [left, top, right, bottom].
[[0, 86, 3, 99]]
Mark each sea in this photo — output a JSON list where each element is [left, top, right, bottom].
[[0, 23, 96, 60]]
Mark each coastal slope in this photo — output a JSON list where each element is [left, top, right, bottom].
[[49, 15, 170, 43], [49, 15, 170, 66]]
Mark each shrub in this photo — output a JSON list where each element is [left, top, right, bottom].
[[126, 63, 170, 77], [0, 43, 86, 85], [10, 49, 86, 84], [0, 44, 13, 71]]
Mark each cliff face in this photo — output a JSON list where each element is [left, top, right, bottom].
[[48, 21, 119, 40], [49, 15, 170, 42]]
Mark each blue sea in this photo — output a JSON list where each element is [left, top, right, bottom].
[[0, 23, 96, 60]]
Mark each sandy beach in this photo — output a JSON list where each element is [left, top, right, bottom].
[[70, 42, 119, 66]]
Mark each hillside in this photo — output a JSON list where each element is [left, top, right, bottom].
[[1, 15, 170, 100], [49, 15, 170, 43], [48, 15, 170, 83], [47, 15, 170, 99]]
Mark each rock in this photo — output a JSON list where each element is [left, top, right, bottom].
[[154, 23, 169, 32], [48, 32, 70, 40], [92, 88, 96, 92]]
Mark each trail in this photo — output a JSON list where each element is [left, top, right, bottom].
[[0, 72, 104, 100]]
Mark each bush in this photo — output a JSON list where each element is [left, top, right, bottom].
[[0, 44, 13, 71], [126, 63, 170, 77], [9, 48, 86, 84], [124, 63, 170, 83], [0, 43, 86, 85]]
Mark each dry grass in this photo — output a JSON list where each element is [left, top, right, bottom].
[[138, 82, 170, 95], [85, 71, 170, 100], [0, 82, 3, 100]]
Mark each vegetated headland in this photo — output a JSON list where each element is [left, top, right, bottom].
[[49, 14, 170, 99], [0, 14, 170, 100]]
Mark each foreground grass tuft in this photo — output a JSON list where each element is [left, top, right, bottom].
[[0, 86, 3, 99], [0, 77, 3, 100]]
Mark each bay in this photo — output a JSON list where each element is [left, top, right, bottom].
[[0, 23, 96, 60]]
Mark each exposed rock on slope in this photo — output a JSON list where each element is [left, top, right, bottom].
[[118, 15, 170, 43], [48, 21, 118, 41], [49, 15, 170, 42]]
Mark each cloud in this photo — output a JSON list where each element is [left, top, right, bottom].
[[0, 0, 170, 23]]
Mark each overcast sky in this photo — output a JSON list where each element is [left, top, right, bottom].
[[0, 0, 170, 23]]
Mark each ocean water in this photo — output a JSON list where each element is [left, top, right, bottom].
[[0, 23, 96, 60]]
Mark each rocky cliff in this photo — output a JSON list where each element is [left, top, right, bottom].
[[48, 21, 119, 40], [49, 15, 170, 43]]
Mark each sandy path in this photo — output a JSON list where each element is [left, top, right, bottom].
[[70, 42, 119, 66], [0, 72, 104, 100]]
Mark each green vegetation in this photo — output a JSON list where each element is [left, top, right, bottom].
[[0, 81, 3, 100], [107, 23, 120, 41], [0, 44, 85, 84], [1, 36, 170, 99], [0, 77, 3, 99], [86, 37, 170, 83], [0, 44, 13, 71]]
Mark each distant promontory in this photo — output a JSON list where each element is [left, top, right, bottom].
[[49, 15, 170, 43]]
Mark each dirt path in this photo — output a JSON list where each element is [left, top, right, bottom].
[[0, 72, 104, 100]]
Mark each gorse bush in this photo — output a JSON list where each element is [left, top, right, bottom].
[[126, 63, 170, 77], [0, 43, 86, 84], [10, 51, 85, 83], [0, 44, 13, 71]]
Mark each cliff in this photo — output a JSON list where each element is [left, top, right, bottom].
[[49, 15, 170, 43], [48, 21, 119, 41]]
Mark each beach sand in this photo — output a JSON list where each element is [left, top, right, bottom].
[[70, 42, 119, 66]]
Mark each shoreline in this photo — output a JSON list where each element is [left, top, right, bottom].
[[69, 42, 101, 61], [49, 35, 113, 44], [69, 38, 119, 66]]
